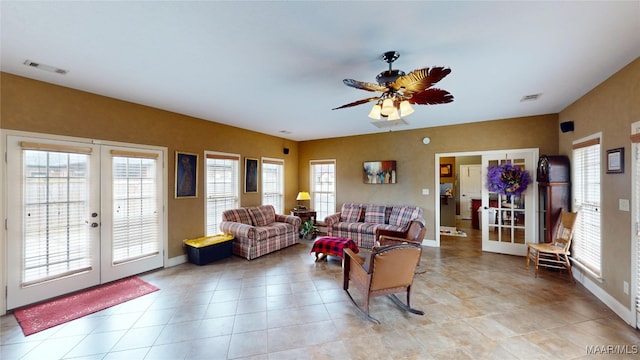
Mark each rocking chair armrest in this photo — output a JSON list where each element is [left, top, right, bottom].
[[378, 235, 420, 247], [343, 248, 363, 265]]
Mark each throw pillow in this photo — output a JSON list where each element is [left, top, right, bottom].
[[248, 206, 276, 227], [364, 205, 386, 224], [341, 205, 363, 223], [389, 206, 413, 227]]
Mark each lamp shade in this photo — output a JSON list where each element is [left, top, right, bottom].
[[387, 108, 401, 120], [399, 100, 414, 117], [368, 104, 382, 120], [380, 98, 395, 116], [296, 191, 311, 201]]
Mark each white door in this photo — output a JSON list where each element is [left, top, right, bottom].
[[631, 121, 640, 328], [481, 149, 537, 256], [460, 164, 482, 219], [6, 134, 165, 309], [100, 146, 164, 283]]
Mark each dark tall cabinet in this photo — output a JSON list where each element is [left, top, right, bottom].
[[537, 155, 570, 243]]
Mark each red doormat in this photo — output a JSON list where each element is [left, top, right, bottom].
[[13, 276, 159, 336]]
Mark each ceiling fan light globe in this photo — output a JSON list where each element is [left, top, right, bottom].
[[368, 104, 382, 120], [380, 98, 395, 116], [399, 100, 414, 117], [388, 108, 401, 120]]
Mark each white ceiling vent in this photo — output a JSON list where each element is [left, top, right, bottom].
[[520, 93, 541, 102], [23, 60, 68, 75], [370, 118, 409, 128]]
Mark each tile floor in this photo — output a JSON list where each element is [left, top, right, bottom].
[[2, 221, 639, 359]]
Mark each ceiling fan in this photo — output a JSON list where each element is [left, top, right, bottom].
[[332, 51, 453, 120]]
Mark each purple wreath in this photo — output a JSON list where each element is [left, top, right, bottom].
[[487, 163, 531, 195]]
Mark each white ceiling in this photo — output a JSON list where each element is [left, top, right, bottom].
[[2, 1, 639, 141]]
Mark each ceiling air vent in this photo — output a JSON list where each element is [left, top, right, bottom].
[[23, 60, 68, 75], [520, 93, 541, 102], [370, 118, 408, 129]]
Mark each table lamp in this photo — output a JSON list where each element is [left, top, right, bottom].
[[296, 191, 311, 210]]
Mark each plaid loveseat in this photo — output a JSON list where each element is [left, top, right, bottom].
[[324, 203, 424, 249], [220, 205, 301, 260]]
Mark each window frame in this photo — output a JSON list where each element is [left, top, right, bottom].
[[204, 151, 241, 236], [571, 133, 602, 279], [261, 157, 285, 214], [310, 159, 336, 222]]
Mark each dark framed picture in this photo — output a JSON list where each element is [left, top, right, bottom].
[[175, 151, 198, 198], [440, 164, 453, 177], [606, 147, 624, 174], [363, 160, 396, 184], [245, 157, 259, 193]]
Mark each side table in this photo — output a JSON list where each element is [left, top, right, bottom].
[[290, 209, 317, 225]]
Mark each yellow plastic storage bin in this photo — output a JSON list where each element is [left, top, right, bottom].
[[184, 234, 234, 265]]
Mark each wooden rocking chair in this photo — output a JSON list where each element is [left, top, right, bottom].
[[343, 243, 423, 324]]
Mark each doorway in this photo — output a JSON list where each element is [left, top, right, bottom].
[[5, 132, 167, 309], [435, 148, 538, 256]]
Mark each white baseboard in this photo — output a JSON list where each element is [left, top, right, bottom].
[[422, 238, 438, 247], [166, 254, 188, 268], [572, 267, 635, 327]]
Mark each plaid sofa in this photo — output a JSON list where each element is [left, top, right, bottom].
[[324, 203, 424, 249], [220, 205, 301, 260]]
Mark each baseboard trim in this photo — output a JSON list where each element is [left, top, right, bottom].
[[167, 254, 188, 268], [422, 238, 438, 247], [572, 267, 635, 327]]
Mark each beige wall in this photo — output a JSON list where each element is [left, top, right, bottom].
[[298, 114, 560, 240], [1, 73, 300, 258], [558, 57, 640, 307], [3, 56, 637, 317]]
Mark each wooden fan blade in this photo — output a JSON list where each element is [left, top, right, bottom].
[[392, 67, 452, 94], [408, 88, 454, 105], [343, 79, 387, 93], [332, 97, 380, 110]]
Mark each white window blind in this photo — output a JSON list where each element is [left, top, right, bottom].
[[111, 151, 160, 265], [310, 160, 336, 222], [572, 137, 602, 277], [22, 148, 92, 284], [206, 152, 240, 236], [262, 158, 284, 213]]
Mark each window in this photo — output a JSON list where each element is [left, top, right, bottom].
[[22, 147, 92, 284], [572, 134, 602, 277], [205, 152, 240, 236], [310, 160, 336, 221], [111, 151, 160, 265], [262, 158, 284, 213]]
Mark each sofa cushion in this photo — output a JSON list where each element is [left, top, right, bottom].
[[341, 204, 363, 223], [364, 204, 387, 224], [248, 205, 276, 227], [389, 206, 414, 227], [333, 221, 378, 235], [253, 222, 293, 241], [222, 208, 253, 225]]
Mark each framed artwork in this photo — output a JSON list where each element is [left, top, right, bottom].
[[440, 164, 453, 177], [245, 157, 259, 193], [606, 147, 624, 174], [363, 160, 396, 184], [175, 151, 198, 198]]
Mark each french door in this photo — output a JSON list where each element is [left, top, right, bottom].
[[481, 149, 537, 256], [6, 134, 165, 309]]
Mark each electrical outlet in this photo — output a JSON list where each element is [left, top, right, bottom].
[[422, 188, 429, 195], [624, 281, 629, 295], [619, 199, 630, 212]]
